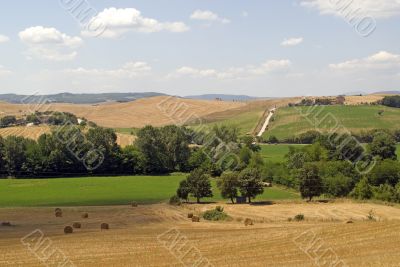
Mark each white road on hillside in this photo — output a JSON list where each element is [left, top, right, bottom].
[[257, 108, 276, 137]]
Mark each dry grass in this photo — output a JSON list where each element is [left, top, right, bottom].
[[345, 95, 385, 105], [0, 125, 135, 147], [0, 96, 244, 128], [1, 202, 400, 266]]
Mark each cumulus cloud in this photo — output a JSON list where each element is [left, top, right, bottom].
[[0, 65, 12, 76], [329, 51, 400, 70], [281, 37, 303, 47], [0, 34, 10, 43], [64, 61, 152, 78], [169, 59, 291, 79], [82, 7, 189, 38], [300, 0, 400, 19], [19, 26, 82, 61], [190, 10, 230, 24]]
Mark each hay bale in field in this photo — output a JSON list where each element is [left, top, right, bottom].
[[55, 208, 62, 213], [131, 201, 138, 207], [1, 222, 12, 227], [55, 211, 63, 218], [64, 226, 73, 234], [345, 220, 354, 224], [72, 222, 81, 229], [101, 223, 109, 230], [81, 213, 89, 219], [244, 218, 254, 226], [187, 213, 194, 219], [192, 216, 200, 222]]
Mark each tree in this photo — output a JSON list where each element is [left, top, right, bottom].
[[177, 179, 191, 202], [2, 136, 27, 176], [298, 164, 323, 201], [350, 177, 373, 200], [135, 126, 169, 173], [217, 172, 239, 204], [161, 125, 191, 172], [212, 125, 239, 143], [186, 168, 213, 203], [368, 159, 400, 186], [238, 168, 264, 203], [368, 131, 397, 160], [0, 116, 17, 128]]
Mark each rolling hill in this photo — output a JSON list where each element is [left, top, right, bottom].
[[263, 105, 400, 140]]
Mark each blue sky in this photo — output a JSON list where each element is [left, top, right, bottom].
[[0, 0, 399, 97]]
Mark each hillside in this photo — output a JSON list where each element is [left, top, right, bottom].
[[0, 125, 135, 147], [0, 96, 244, 128], [189, 97, 301, 135], [0, 92, 166, 104], [263, 105, 400, 140]]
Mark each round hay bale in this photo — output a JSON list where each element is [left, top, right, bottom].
[[345, 220, 354, 224], [192, 216, 200, 222], [187, 213, 194, 219], [244, 218, 254, 226], [81, 213, 89, 219], [55, 211, 63, 218], [101, 223, 109, 230], [55, 208, 62, 213], [1, 222, 12, 227], [131, 202, 138, 207], [72, 222, 81, 229], [64, 226, 73, 234]]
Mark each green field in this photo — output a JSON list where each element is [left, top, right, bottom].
[[260, 144, 306, 163], [264, 105, 400, 140], [0, 174, 298, 207], [188, 109, 264, 136], [261, 144, 400, 163]]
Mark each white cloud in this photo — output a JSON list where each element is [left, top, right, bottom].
[[64, 61, 152, 78], [19, 26, 82, 61], [242, 11, 249, 18], [169, 59, 291, 79], [190, 10, 230, 24], [82, 7, 189, 38], [330, 51, 400, 71], [0, 34, 10, 43], [300, 0, 400, 19], [281, 37, 303, 47], [0, 65, 12, 76]]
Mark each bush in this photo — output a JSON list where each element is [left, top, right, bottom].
[[169, 195, 182, 206], [202, 208, 230, 221], [294, 214, 305, 221]]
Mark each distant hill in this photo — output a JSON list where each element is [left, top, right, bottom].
[[373, 91, 400, 95], [0, 92, 167, 104], [185, 94, 265, 101]]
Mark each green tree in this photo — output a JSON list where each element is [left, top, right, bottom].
[[2, 136, 27, 176], [238, 168, 264, 203], [368, 131, 397, 160], [368, 159, 400, 186], [217, 172, 239, 204], [298, 163, 323, 201], [186, 168, 213, 203], [350, 177, 373, 200], [177, 179, 191, 202]]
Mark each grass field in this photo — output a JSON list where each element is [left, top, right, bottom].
[[191, 110, 264, 135], [264, 105, 400, 140], [260, 144, 306, 163], [0, 175, 298, 207], [261, 144, 400, 163]]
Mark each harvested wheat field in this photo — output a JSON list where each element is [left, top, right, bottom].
[[1, 201, 399, 266], [0, 96, 245, 128], [0, 126, 135, 147]]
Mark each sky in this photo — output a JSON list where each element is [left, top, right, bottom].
[[0, 0, 399, 97]]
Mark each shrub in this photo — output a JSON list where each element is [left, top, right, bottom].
[[215, 206, 224, 212], [202, 208, 229, 221], [294, 214, 305, 221], [169, 195, 182, 206]]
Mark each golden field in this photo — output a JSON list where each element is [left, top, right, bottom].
[[1, 201, 399, 266]]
